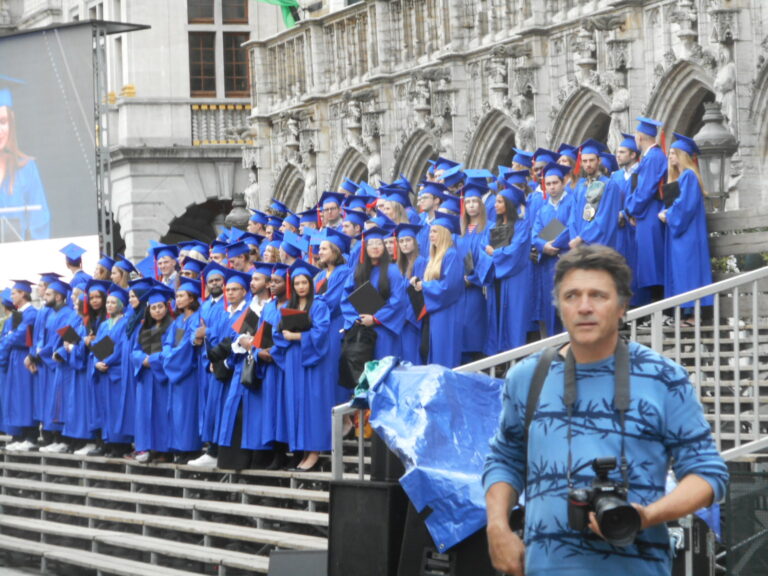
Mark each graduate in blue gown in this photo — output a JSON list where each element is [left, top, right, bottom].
[[567, 138, 613, 250], [484, 186, 533, 356], [82, 279, 109, 448], [660, 134, 714, 317], [162, 278, 203, 460], [531, 163, 574, 337], [30, 274, 56, 446], [414, 213, 465, 368], [91, 285, 130, 456], [394, 223, 427, 366], [625, 116, 667, 299], [416, 181, 449, 257], [340, 226, 407, 360], [61, 301, 95, 452], [0, 290, 22, 441], [314, 228, 354, 403], [130, 285, 174, 461]]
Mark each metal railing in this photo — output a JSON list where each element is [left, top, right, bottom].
[[331, 265, 768, 480]]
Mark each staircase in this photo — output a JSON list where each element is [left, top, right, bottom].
[[0, 442, 369, 575]]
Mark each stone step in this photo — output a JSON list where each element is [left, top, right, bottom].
[[0, 515, 270, 574], [0, 532, 204, 576], [0, 476, 328, 528], [0, 494, 327, 551]]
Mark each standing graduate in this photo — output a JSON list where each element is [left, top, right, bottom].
[[0, 289, 22, 442], [484, 185, 533, 355], [29, 273, 57, 449], [394, 223, 426, 366], [568, 138, 614, 250], [130, 285, 174, 463], [67, 295, 98, 455], [659, 134, 714, 322], [410, 213, 465, 368], [340, 226, 407, 360], [162, 278, 203, 462]]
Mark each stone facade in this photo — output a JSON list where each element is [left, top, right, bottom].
[[244, 0, 768, 220]]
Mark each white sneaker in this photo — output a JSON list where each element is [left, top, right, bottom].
[[134, 451, 150, 463], [187, 453, 218, 468], [74, 443, 96, 456], [46, 443, 69, 454], [14, 440, 37, 452], [4, 441, 21, 451]]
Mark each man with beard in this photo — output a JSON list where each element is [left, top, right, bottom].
[[37, 280, 78, 453]]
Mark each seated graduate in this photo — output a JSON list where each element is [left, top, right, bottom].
[[484, 184, 533, 355], [340, 226, 407, 360], [409, 212, 465, 368], [130, 285, 174, 463]]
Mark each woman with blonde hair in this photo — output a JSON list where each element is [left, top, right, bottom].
[[394, 223, 426, 365], [409, 213, 464, 368], [658, 133, 713, 325]]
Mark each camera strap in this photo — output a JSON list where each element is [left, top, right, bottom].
[[564, 338, 631, 490]]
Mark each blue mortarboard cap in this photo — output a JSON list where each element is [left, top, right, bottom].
[[223, 269, 251, 288], [439, 194, 461, 214], [297, 209, 320, 226], [434, 157, 460, 172], [10, 280, 33, 293], [369, 210, 396, 232], [557, 143, 579, 161], [135, 255, 155, 279], [392, 174, 413, 195], [267, 230, 284, 249], [319, 191, 345, 208], [432, 211, 461, 235], [288, 259, 321, 280], [284, 211, 300, 229], [670, 132, 700, 156], [499, 185, 527, 207], [600, 153, 619, 173], [543, 162, 572, 180], [229, 228, 245, 242], [128, 277, 156, 296], [252, 262, 274, 277], [179, 240, 210, 260], [440, 164, 465, 187], [394, 223, 422, 239], [579, 138, 607, 156], [321, 227, 352, 253], [357, 181, 379, 197], [249, 210, 269, 225], [343, 210, 369, 228], [151, 244, 179, 261], [267, 216, 283, 229], [619, 133, 639, 153], [271, 262, 290, 277], [241, 232, 265, 247], [497, 166, 513, 178], [85, 279, 110, 295], [533, 148, 559, 165], [343, 196, 368, 212], [636, 116, 664, 138], [216, 227, 231, 242], [270, 198, 289, 213], [108, 284, 129, 307], [142, 285, 175, 306], [340, 178, 359, 194], [381, 186, 412, 208], [419, 180, 448, 198], [114, 255, 137, 274], [48, 280, 72, 296], [182, 258, 206, 275], [226, 241, 250, 258], [38, 272, 62, 284], [60, 243, 86, 264], [97, 254, 116, 270], [0, 288, 13, 308], [201, 261, 228, 281], [210, 240, 228, 255], [464, 168, 494, 181], [281, 230, 309, 258], [512, 148, 534, 168], [358, 226, 387, 241], [503, 169, 530, 186], [177, 278, 202, 297], [71, 272, 92, 292]]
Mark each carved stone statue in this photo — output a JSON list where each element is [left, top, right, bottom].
[[608, 73, 630, 149], [287, 117, 300, 145], [714, 46, 737, 133], [244, 170, 260, 211], [514, 93, 536, 152], [300, 156, 317, 205], [363, 133, 382, 188]]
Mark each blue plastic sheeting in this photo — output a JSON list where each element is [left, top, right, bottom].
[[367, 361, 504, 552]]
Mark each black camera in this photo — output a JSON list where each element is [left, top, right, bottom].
[[567, 457, 641, 547]]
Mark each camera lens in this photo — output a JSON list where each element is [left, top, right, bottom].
[[594, 495, 641, 547]]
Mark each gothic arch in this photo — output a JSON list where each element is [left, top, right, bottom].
[[465, 109, 517, 169], [749, 62, 768, 164], [645, 60, 716, 137], [549, 87, 612, 147], [393, 129, 436, 191], [273, 164, 305, 212], [329, 147, 369, 190]]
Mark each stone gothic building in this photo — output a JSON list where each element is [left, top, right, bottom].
[[244, 0, 767, 226]]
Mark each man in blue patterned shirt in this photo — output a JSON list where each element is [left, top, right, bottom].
[[483, 245, 728, 575]]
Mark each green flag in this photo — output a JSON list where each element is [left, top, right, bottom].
[[256, 0, 301, 29]]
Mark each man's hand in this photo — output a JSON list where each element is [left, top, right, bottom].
[[358, 314, 375, 327], [542, 241, 559, 256], [487, 524, 525, 575], [95, 361, 108, 373]]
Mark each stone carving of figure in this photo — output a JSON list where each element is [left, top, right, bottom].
[[244, 170, 260, 211], [363, 133, 382, 188], [514, 93, 536, 151], [0, 1, 11, 25], [347, 99, 362, 127], [608, 73, 630, 149], [714, 46, 737, 133], [413, 78, 431, 110], [300, 157, 317, 205], [287, 117, 300, 145]]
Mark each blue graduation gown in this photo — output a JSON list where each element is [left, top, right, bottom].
[[39, 305, 78, 431], [5, 305, 37, 427], [116, 306, 141, 438], [422, 247, 465, 368], [132, 322, 171, 453], [532, 193, 574, 337], [626, 145, 667, 288], [341, 263, 407, 360], [458, 227, 492, 358], [162, 310, 203, 452], [663, 169, 714, 307], [0, 159, 51, 240], [484, 217, 532, 356], [399, 256, 427, 366], [61, 321, 93, 440], [199, 296, 228, 444], [568, 174, 612, 245], [0, 318, 21, 436], [90, 316, 129, 443], [315, 264, 354, 404], [31, 305, 51, 425]]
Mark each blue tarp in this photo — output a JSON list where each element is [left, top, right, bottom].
[[365, 360, 504, 551]]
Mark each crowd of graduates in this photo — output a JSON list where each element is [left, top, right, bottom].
[[0, 116, 713, 471]]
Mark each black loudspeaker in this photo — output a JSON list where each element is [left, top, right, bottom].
[[269, 550, 327, 576], [328, 480, 409, 576], [671, 515, 715, 576], [370, 431, 405, 482], [397, 502, 498, 576]]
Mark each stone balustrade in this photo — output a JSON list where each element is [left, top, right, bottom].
[[191, 102, 253, 146]]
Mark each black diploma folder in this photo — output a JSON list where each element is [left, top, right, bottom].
[[347, 281, 386, 316], [538, 218, 566, 243], [661, 181, 680, 208], [91, 336, 115, 361], [56, 325, 81, 345], [280, 308, 312, 332]]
